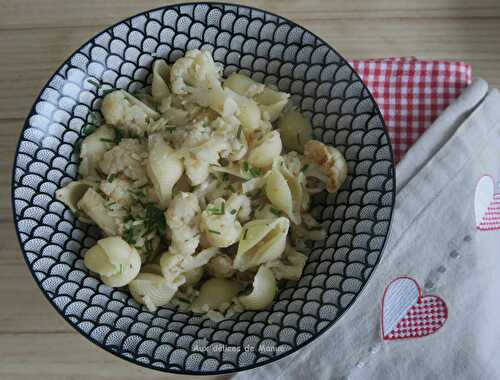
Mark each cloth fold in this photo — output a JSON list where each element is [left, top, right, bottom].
[[234, 79, 500, 380]]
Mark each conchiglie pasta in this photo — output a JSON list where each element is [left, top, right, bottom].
[[77, 188, 120, 236], [265, 167, 302, 224], [129, 273, 185, 311], [247, 130, 282, 169], [146, 134, 183, 207], [239, 266, 277, 310], [192, 278, 240, 312], [255, 87, 289, 122], [224, 72, 265, 98], [268, 244, 307, 281], [151, 59, 170, 101], [55, 180, 97, 223], [84, 236, 141, 287], [234, 217, 289, 271], [225, 88, 261, 133], [278, 108, 313, 153], [78, 125, 116, 178]]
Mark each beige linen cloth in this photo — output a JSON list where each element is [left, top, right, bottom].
[[234, 78, 500, 380]]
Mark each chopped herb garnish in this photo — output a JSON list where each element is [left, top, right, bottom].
[[222, 173, 229, 182], [236, 125, 243, 139], [165, 127, 177, 133], [190, 184, 199, 192], [100, 138, 115, 144], [144, 203, 167, 235], [301, 164, 310, 172], [207, 201, 225, 215], [82, 124, 97, 137], [230, 209, 237, 215], [101, 88, 115, 96], [270, 207, 281, 216], [243, 161, 261, 178], [202, 122, 210, 128], [226, 184, 236, 192], [119, 263, 124, 274], [87, 78, 100, 88], [114, 129, 124, 144], [208, 229, 221, 235], [242, 229, 248, 240], [73, 210, 81, 219]]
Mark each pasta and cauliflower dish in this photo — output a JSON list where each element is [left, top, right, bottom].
[[56, 49, 347, 320]]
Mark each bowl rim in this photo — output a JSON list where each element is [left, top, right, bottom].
[[10, 1, 396, 375]]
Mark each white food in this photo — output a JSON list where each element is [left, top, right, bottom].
[[57, 49, 348, 320]]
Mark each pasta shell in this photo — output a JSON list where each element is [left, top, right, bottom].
[[146, 134, 183, 207], [224, 72, 265, 98], [268, 244, 308, 281], [265, 168, 302, 224], [77, 188, 120, 236], [277, 109, 313, 153], [234, 217, 289, 271], [255, 87, 289, 122], [239, 266, 277, 310], [84, 236, 142, 288], [129, 273, 185, 312], [247, 130, 283, 169], [78, 125, 116, 179], [55, 180, 97, 223], [192, 278, 240, 312], [152, 59, 171, 101]]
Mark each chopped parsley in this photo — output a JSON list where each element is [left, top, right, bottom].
[[100, 138, 115, 144], [301, 164, 310, 172], [119, 264, 124, 274], [202, 122, 210, 128], [226, 184, 236, 192], [270, 207, 281, 216], [87, 78, 100, 88], [73, 210, 81, 219], [143, 203, 167, 236], [242, 229, 248, 240], [165, 126, 177, 133], [222, 173, 229, 182], [230, 209, 237, 215], [236, 125, 243, 139], [82, 124, 98, 137], [243, 161, 261, 178], [207, 201, 225, 215], [208, 229, 221, 235]]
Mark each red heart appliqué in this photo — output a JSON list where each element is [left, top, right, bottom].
[[381, 277, 448, 340]]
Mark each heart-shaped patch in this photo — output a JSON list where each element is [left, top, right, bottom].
[[381, 277, 448, 340], [475, 175, 500, 231]]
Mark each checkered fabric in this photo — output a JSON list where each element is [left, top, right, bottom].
[[351, 58, 472, 162], [386, 296, 448, 340]]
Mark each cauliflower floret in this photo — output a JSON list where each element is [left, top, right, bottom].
[[212, 117, 247, 161], [101, 90, 159, 136], [99, 138, 147, 180], [226, 193, 251, 222], [165, 192, 201, 255], [281, 151, 303, 177], [200, 198, 242, 248], [99, 176, 134, 208], [303, 140, 348, 194], [207, 254, 235, 278]]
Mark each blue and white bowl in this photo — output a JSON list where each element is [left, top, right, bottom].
[[11, 3, 395, 375]]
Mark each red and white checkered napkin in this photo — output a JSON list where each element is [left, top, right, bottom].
[[350, 58, 472, 162]]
